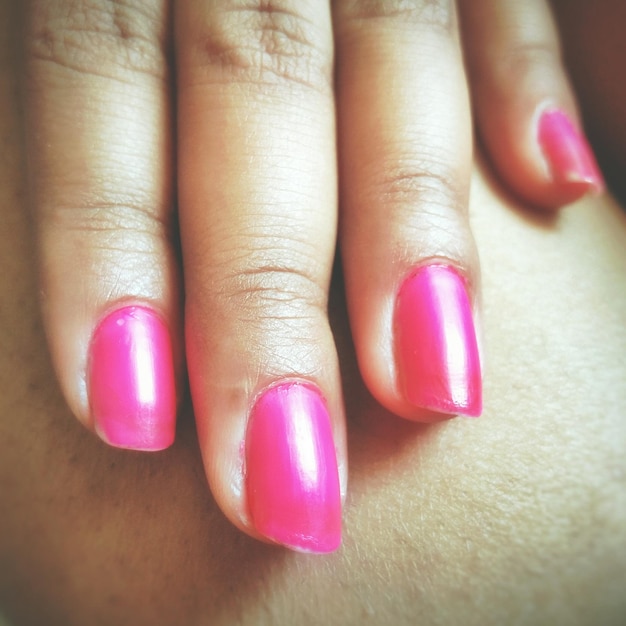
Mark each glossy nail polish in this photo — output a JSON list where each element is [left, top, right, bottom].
[[538, 109, 604, 194], [246, 382, 341, 553], [89, 306, 176, 451], [395, 265, 482, 417]]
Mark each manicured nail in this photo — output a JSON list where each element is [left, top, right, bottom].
[[88, 306, 176, 451], [538, 108, 604, 194], [395, 265, 482, 417], [246, 382, 341, 553]]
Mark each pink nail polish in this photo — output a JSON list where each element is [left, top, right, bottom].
[[88, 306, 176, 451], [538, 108, 604, 194], [246, 382, 341, 553], [395, 265, 482, 417]]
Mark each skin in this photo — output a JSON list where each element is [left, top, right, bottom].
[[1, 0, 625, 623], [19, 0, 607, 546]]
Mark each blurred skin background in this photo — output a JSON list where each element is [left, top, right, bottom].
[[0, 0, 625, 624]]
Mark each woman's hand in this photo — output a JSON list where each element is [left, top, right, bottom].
[[22, 0, 603, 552]]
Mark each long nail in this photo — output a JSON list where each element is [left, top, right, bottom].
[[538, 108, 604, 194], [88, 306, 176, 451], [395, 265, 482, 417], [246, 382, 341, 553]]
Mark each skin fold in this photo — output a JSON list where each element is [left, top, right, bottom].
[[1, 0, 625, 624]]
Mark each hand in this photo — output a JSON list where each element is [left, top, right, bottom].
[[22, 0, 604, 552]]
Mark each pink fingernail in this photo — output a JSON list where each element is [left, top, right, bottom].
[[538, 108, 604, 194], [88, 306, 176, 451], [395, 265, 482, 417], [246, 382, 342, 553]]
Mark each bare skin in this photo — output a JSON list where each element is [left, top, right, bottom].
[[1, 0, 625, 624]]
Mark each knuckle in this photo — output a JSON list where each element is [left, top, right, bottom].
[[370, 160, 472, 260], [499, 42, 560, 79], [42, 197, 171, 244], [375, 160, 465, 217], [39, 202, 170, 300], [212, 243, 327, 326], [187, 1, 332, 95], [25, 0, 169, 81], [213, 259, 327, 376], [341, 0, 456, 34]]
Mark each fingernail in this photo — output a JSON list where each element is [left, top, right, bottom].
[[246, 382, 342, 553], [538, 108, 604, 194], [395, 265, 482, 417], [88, 306, 176, 451]]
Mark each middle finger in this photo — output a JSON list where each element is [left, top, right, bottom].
[[176, 0, 344, 553]]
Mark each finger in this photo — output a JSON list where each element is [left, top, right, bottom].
[[334, 0, 482, 421], [23, 0, 180, 450], [460, 0, 604, 209], [175, 0, 344, 552]]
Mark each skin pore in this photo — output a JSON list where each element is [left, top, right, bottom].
[[1, 0, 625, 624]]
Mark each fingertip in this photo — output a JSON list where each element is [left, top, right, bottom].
[[461, 0, 605, 211], [477, 100, 605, 212], [536, 106, 605, 201], [350, 259, 483, 425]]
